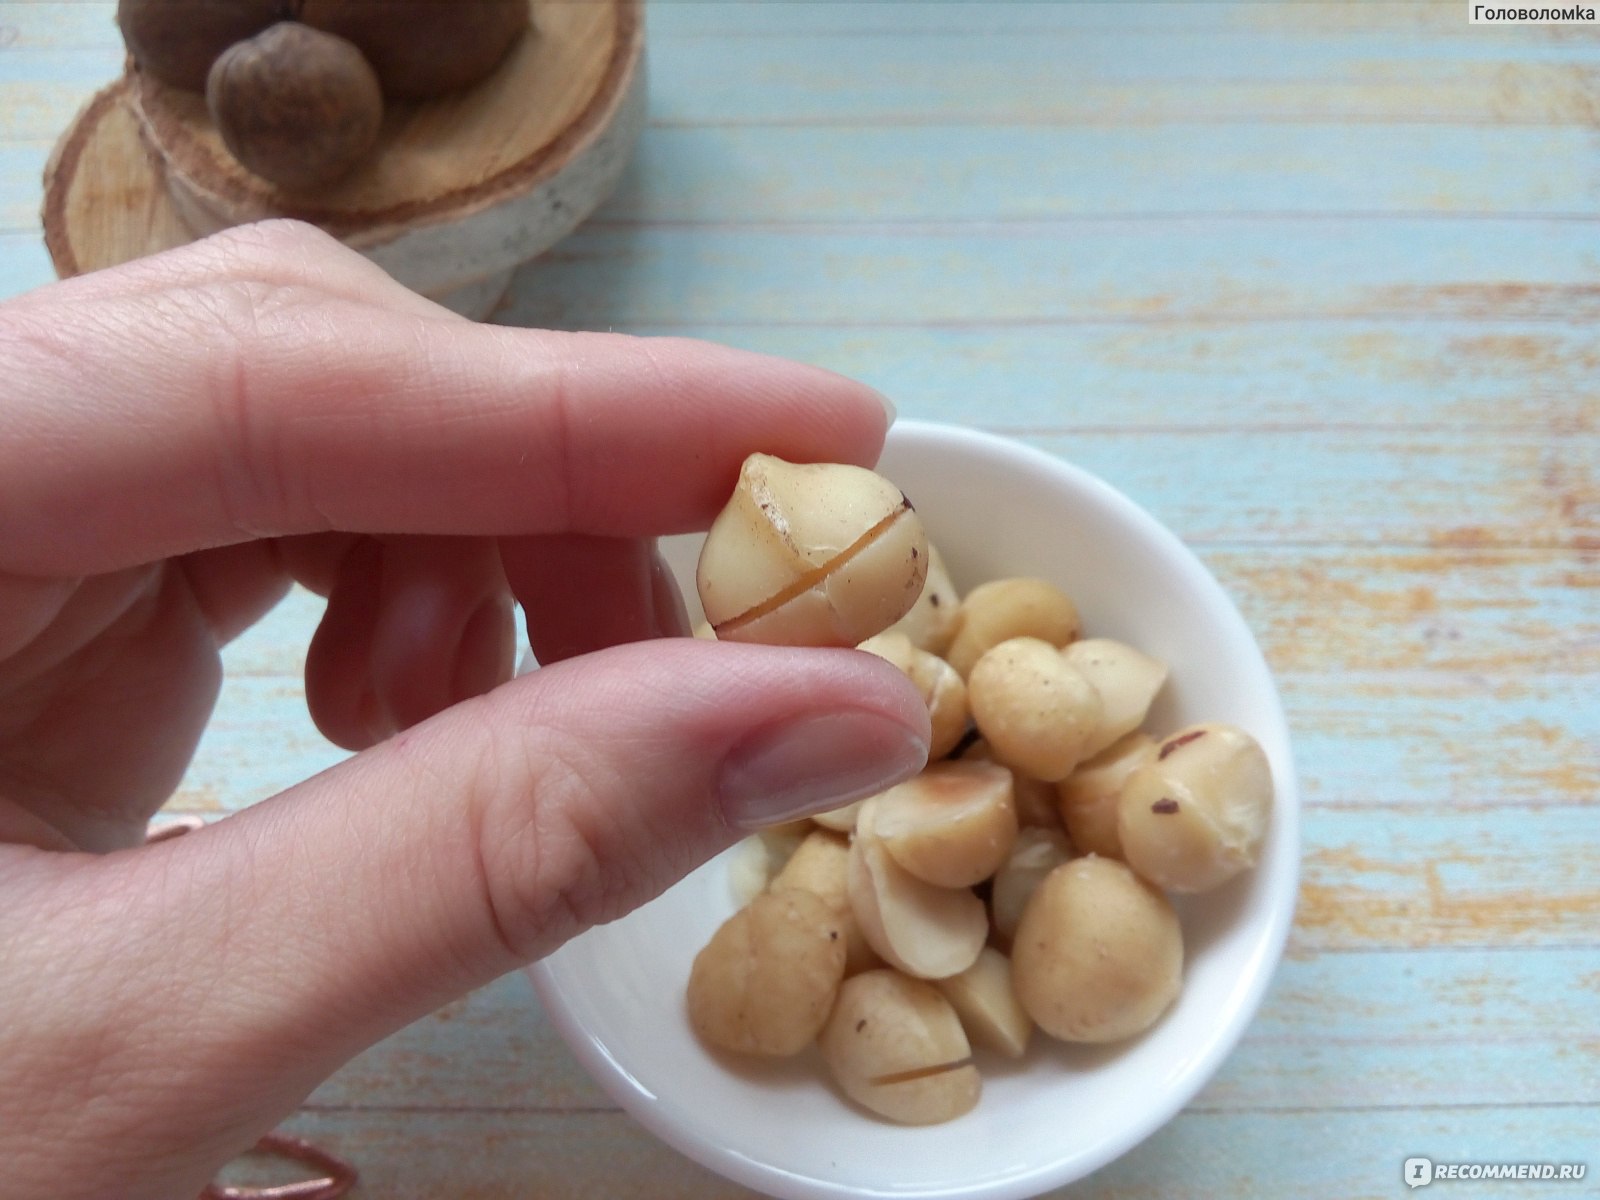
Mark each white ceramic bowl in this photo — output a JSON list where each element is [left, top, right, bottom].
[[528, 421, 1299, 1200]]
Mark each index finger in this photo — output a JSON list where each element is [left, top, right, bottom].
[[0, 232, 891, 576]]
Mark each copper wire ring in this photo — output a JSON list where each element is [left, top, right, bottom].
[[144, 825, 358, 1200], [199, 1133, 357, 1200]]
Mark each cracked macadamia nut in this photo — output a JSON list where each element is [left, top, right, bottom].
[[848, 802, 987, 980], [968, 637, 1102, 782], [697, 454, 928, 647], [1056, 731, 1157, 860], [687, 889, 846, 1057], [207, 22, 384, 192], [1117, 723, 1274, 893], [1012, 856, 1183, 1044], [870, 761, 1017, 889], [989, 825, 1073, 947], [946, 578, 1080, 679], [819, 970, 980, 1125], [935, 946, 1033, 1059], [859, 630, 968, 759], [1063, 639, 1168, 758]]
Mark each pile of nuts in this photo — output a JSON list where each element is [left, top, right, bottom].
[[118, 0, 530, 190], [686, 454, 1275, 1125]]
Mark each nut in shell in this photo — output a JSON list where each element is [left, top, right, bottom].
[[119, 0, 283, 93], [696, 454, 928, 648], [206, 22, 384, 193]]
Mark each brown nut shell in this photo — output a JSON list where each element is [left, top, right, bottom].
[[207, 22, 383, 192], [119, 0, 284, 92], [300, 0, 528, 98]]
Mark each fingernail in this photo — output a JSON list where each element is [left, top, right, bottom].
[[718, 710, 929, 830], [870, 387, 897, 428], [649, 547, 691, 639]]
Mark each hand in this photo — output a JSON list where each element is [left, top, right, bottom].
[[0, 221, 930, 1200]]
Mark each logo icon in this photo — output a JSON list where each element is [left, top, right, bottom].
[[1405, 1157, 1435, 1188]]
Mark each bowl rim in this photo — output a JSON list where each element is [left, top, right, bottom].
[[529, 420, 1300, 1200]]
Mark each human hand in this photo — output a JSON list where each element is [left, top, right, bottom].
[[0, 221, 930, 1200]]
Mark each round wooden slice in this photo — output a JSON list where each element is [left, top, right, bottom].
[[129, 0, 644, 296], [41, 81, 513, 320]]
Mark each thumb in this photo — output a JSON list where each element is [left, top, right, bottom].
[[8, 641, 928, 1200]]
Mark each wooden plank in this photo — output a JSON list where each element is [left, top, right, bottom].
[[1286, 673, 1600, 808], [303, 946, 1600, 1115], [500, 222, 1600, 329], [11, 120, 1600, 232], [260, 1104, 1599, 1199], [611, 322, 1600, 433], [1294, 806, 1600, 952], [595, 123, 1600, 224], [1210, 548, 1599, 672]]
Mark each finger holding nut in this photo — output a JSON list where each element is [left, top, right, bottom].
[[1117, 723, 1274, 893], [687, 889, 847, 1057], [946, 578, 1080, 678], [968, 637, 1102, 782], [696, 454, 928, 648], [819, 970, 981, 1125]]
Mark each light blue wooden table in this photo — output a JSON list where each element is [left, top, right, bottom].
[[2, 3, 1596, 1197]]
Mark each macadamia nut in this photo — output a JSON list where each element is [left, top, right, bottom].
[[989, 825, 1073, 946], [859, 630, 969, 759], [771, 830, 882, 976], [1063, 638, 1168, 758], [1012, 856, 1182, 1044], [946, 578, 1080, 678], [887, 541, 961, 655], [1056, 732, 1157, 860], [848, 803, 988, 980], [819, 970, 980, 1125], [934, 946, 1033, 1059], [687, 889, 847, 1056], [1117, 723, 1273, 893], [696, 454, 928, 647], [870, 761, 1018, 889], [968, 638, 1102, 782]]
